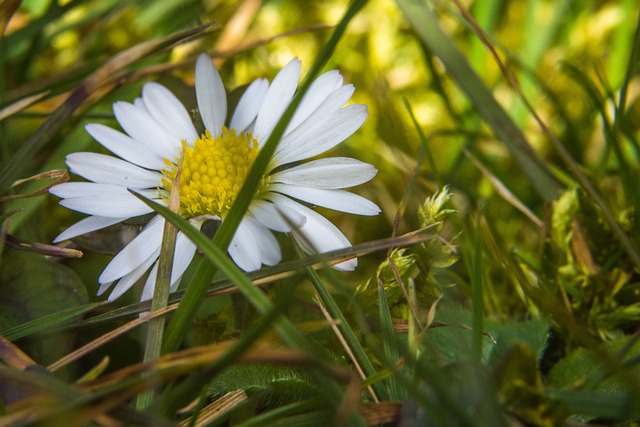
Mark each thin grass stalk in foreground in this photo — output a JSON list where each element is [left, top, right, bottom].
[[135, 156, 183, 410], [161, 0, 369, 355], [289, 240, 388, 401], [132, 193, 368, 426]]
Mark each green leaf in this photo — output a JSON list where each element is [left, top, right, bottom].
[[547, 336, 640, 394], [0, 250, 89, 363], [209, 364, 318, 404], [425, 305, 549, 366]]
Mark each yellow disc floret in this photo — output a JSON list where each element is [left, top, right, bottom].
[[162, 127, 259, 218]]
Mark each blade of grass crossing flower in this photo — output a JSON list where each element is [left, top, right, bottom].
[[131, 193, 368, 426], [212, 0, 369, 250], [133, 193, 306, 347], [395, 0, 562, 201], [161, 0, 369, 355]]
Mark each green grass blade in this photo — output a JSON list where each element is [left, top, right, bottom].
[[295, 248, 388, 401], [376, 273, 403, 400], [395, 0, 562, 201], [1, 302, 105, 341], [470, 212, 484, 361]]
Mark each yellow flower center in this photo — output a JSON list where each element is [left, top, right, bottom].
[[161, 127, 259, 218]]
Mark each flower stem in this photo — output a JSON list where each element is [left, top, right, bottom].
[[135, 156, 182, 410]]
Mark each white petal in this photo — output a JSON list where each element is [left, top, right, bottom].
[[275, 84, 354, 158], [269, 184, 380, 216], [99, 216, 164, 283], [253, 58, 301, 145], [229, 78, 269, 132], [273, 104, 368, 166], [133, 97, 147, 112], [106, 248, 160, 301], [266, 193, 356, 270], [169, 228, 199, 283], [97, 280, 114, 296], [271, 157, 377, 189], [66, 152, 163, 188], [196, 54, 227, 137], [285, 70, 344, 133], [85, 124, 166, 170], [140, 262, 160, 302], [113, 101, 179, 159], [51, 183, 156, 217], [248, 199, 306, 232], [142, 82, 199, 142], [285, 70, 344, 135], [59, 194, 153, 218], [142, 225, 200, 300], [50, 182, 123, 198], [244, 217, 281, 265], [53, 215, 127, 243], [228, 217, 262, 271]]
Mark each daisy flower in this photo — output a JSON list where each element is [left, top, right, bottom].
[[50, 54, 380, 302]]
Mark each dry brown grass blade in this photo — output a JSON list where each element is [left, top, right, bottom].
[[0, 0, 20, 38], [119, 23, 331, 85], [213, 0, 262, 66], [0, 336, 39, 370], [1, 169, 68, 202], [43, 228, 439, 377], [314, 295, 379, 403], [0, 20, 216, 196], [48, 305, 177, 372], [4, 233, 82, 258], [61, 227, 439, 327], [0, 91, 51, 121], [359, 401, 402, 425], [178, 390, 248, 427], [82, 342, 351, 393]]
